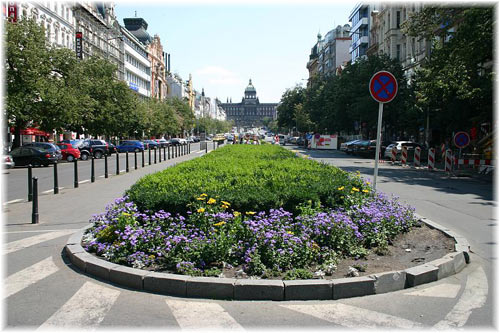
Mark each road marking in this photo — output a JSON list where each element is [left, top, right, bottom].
[[4, 230, 75, 255], [4, 256, 59, 299], [42, 188, 65, 194], [281, 303, 423, 329], [166, 299, 244, 330], [3, 199, 23, 205], [404, 283, 461, 298], [4, 229, 79, 234], [38, 281, 120, 329], [78, 180, 90, 184], [434, 266, 489, 329]]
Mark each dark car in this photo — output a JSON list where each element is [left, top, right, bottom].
[[23, 142, 62, 160], [78, 139, 110, 160], [117, 140, 145, 152], [143, 140, 159, 149], [10, 146, 58, 167], [296, 137, 305, 146], [345, 140, 362, 154], [169, 138, 183, 146], [106, 141, 117, 154], [155, 138, 169, 148]]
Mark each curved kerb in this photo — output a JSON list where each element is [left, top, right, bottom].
[[64, 215, 470, 301]]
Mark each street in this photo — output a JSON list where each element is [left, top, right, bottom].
[[3, 145, 494, 329]]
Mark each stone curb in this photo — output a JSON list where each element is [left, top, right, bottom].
[[65, 216, 471, 301]]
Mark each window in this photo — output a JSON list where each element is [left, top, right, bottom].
[[396, 44, 400, 61], [396, 11, 400, 28]]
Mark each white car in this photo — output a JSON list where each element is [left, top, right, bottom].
[[383, 141, 421, 160]]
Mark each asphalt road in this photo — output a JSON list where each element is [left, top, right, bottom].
[[3, 143, 200, 203], [2, 144, 495, 329]]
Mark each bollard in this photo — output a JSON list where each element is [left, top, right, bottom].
[[142, 149, 145, 167], [53, 161, 59, 193], [74, 159, 79, 188], [159, 145, 162, 162], [104, 154, 108, 178], [414, 147, 421, 167], [401, 146, 408, 165], [154, 147, 157, 164], [428, 148, 435, 170], [116, 151, 120, 175], [126, 151, 129, 172], [391, 146, 397, 164], [28, 164, 33, 202], [213, 141, 215, 150], [32, 177, 39, 224], [168, 145, 170, 160], [91, 155, 95, 183], [163, 146, 166, 160], [205, 142, 208, 153], [134, 150, 137, 170], [188, 143, 190, 154], [148, 147, 151, 165]]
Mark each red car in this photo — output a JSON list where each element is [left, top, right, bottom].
[[57, 143, 81, 162]]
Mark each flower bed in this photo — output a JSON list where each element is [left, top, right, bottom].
[[83, 145, 418, 279]]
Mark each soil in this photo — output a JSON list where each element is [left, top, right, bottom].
[[219, 223, 456, 280]]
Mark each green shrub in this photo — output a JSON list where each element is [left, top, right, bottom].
[[126, 145, 367, 215]]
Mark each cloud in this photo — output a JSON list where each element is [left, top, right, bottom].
[[194, 66, 243, 85]]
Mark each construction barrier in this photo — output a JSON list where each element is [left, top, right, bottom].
[[454, 159, 492, 166], [391, 146, 397, 164], [428, 148, 435, 170], [401, 146, 408, 165], [414, 146, 421, 167], [441, 143, 446, 161], [445, 149, 453, 172]]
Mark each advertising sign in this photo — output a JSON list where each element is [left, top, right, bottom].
[[7, 2, 17, 22], [311, 134, 338, 150], [75, 32, 83, 59]]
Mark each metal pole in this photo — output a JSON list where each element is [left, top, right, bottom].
[[141, 149, 145, 167], [163, 146, 166, 159], [91, 155, 95, 183], [134, 150, 137, 169], [32, 177, 39, 224], [74, 159, 79, 188], [168, 145, 170, 160], [53, 161, 59, 193], [205, 142, 208, 153], [104, 154, 108, 178], [148, 147, 151, 165], [116, 151, 120, 175], [373, 102, 384, 191], [154, 147, 157, 164], [126, 151, 129, 172], [159, 145, 162, 162], [28, 164, 33, 202]]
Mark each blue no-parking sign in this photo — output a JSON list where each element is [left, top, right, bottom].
[[369, 71, 398, 103]]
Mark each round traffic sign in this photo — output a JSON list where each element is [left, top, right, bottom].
[[454, 131, 470, 149], [369, 71, 398, 103]]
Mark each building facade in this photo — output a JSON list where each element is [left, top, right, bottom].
[[74, 2, 124, 80], [148, 35, 167, 100], [348, 3, 372, 63], [221, 80, 277, 129], [121, 25, 151, 98], [306, 33, 322, 86], [318, 24, 351, 77]]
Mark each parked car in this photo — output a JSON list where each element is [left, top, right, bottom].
[[10, 146, 58, 167], [170, 138, 187, 146], [56, 143, 81, 162], [186, 137, 195, 143], [106, 141, 117, 154], [154, 138, 169, 148], [383, 141, 424, 161], [191, 136, 200, 142], [344, 140, 363, 154], [61, 139, 84, 148], [296, 137, 305, 146], [23, 142, 62, 161], [116, 140, 145, 153], [78, 139, 110, 160], [353, 140, 374, 157], [3, 154, 14, 169], [143, 140, 159, 150]]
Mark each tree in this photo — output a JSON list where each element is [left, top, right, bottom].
[[277, 86, 305, 130], [167, 97, 194, 136]]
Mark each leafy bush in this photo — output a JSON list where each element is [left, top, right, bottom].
[[126, 145, 368, 215]]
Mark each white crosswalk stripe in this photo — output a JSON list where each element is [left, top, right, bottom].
[[4, 230, 75, 255], [281, 303, 424, 329], [38, 281, 120, 330], [4, 256, 59, 299], [166, 299, 245, 330]]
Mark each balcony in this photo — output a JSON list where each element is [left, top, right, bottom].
[[351, 17, 368, 34]]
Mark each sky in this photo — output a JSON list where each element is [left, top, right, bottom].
[[114, 0, 356, 103]]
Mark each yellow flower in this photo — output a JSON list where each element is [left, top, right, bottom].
[[200, 193, 208, 197], [196, 197, 205, 200], [233, 211, 241, 217], [362, 189, 370, 193], [352, 187, 359, 192], [213, 221, 226, 227], [122, 212, 131, 216], [287, 231, 294, 235], [207, 198, 216, 204], [337, 186, 345, 191], [148, 254, 155, 259], [197, 208, 205, 213], [221, 204, 229, 209], [246, 211, 256, 215], [366, 181, 371, 185], [221, 201, 231, 206], [340, 196, 344, 199], [311, 241, 320, 250]]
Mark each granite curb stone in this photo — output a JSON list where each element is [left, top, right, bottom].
[[65, 216, 471, 301]]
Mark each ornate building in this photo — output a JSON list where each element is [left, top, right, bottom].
[[148, 35, 167, 100], [221, 80, 277, 128]]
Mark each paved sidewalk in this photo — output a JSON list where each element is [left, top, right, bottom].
[[3, 146, 213, 233]]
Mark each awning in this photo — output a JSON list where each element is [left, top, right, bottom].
[[10, 127, 51, 136]]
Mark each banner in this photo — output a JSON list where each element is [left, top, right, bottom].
[[311, 134, 338, 150]]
